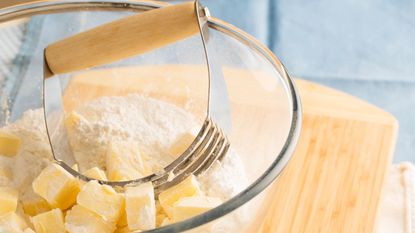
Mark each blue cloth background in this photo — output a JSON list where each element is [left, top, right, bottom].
[[203, 0, 415, 162]]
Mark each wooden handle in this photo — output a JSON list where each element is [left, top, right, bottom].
[[45, 2, 199, 75]]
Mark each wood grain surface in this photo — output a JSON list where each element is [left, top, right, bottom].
[[258, 80, 398, 233]]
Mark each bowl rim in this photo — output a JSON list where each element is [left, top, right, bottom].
[[0, 1, 302, 232]]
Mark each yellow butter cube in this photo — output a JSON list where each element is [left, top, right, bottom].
[[65, 205, 115, 233], [0, 186, 18, 216], [32, 163, 80, 210], [71, 164, 79, 172], [0, 212, 28, 232], [158, 175, 201, 218], [156, 214, 168, 227], [24, 228, 35, 233], [64, 112, 82, 133], [114, 195, 127, 228], [155, 202, 168, 227], [15, 203, 31, 226], [0, 131, 21, 157], [83, 167, 108, 180], [64, 112, 85, 156], [172, 196, 222, 222], [21, 193, 51, 216], [31, 208, 65, 233], [168, 130, 197, 158], [106, 141, 146, 181], [77, 180, 124, 223], [117, 208, 128, 228], [125, 182, 156, 230]]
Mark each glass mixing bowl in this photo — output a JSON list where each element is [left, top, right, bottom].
[[0, 1, 301, 232]]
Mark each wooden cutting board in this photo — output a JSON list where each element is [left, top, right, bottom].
[[258, 79, 398, 233], [62, 66, 398, 233]]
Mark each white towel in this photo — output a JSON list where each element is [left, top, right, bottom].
[[376, 163, 415, 233]]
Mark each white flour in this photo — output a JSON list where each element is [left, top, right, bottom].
[[66, 94, 197, 173], [1, 109, 52, 196], [1, 94, 247, 202], [198, 149, 248, 200]]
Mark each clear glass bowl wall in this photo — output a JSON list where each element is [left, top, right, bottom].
[[0, 1, 301, 232]]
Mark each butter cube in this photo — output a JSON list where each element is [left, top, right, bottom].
[[77, 180, 124, 222], [0, 186, 18, 216], [65, 205, 116, 233], [172, 196, 222, 222], [21, 193, 51, 216], [64, 113, 82, 160], [156, 214, 168, 227], [158, 175, 201, 218], [83, 167, 107, 180], [32, 163, 80, 210], [106, 141, 146, 181], [64, 112, 82, 133], [125, 182, 156, 230], [71, 164, 79, 172], [0, 212, 28, 232], [0, 131, 21, 157], [117, 208, 128, 228], [156, 203, 167, 227], [169, 130, 197, 158], [31, 208, 65, 233]]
